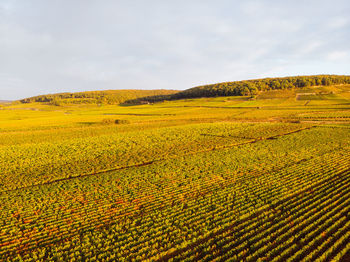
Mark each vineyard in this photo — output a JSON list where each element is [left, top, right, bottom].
[[0, 83, 349, 261]]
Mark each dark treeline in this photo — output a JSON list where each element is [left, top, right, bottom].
[[172, 75, 350, 99], [127, 75, 350, 104], [20, 90, 178, 105], [20, 75, 350, 105]]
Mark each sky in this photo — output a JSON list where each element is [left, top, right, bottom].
[[0, 0, 349, 100]]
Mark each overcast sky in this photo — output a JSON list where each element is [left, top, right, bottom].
[[0, 0, 349, 100]]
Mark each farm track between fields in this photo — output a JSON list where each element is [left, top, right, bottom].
[[1, 148, 348, 259], [0, 81, 349, 261], [160, 105, 350, 110], [1, 126, 316, 194]]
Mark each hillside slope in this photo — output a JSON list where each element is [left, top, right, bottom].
[[127, 75, 350, 104], [0, 85, 349, 261], [20, 89, 179, 105], [17, 75, 350, 105], [175, 74, 350, 97]]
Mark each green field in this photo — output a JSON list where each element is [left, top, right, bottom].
[[0, 82, 349, 261]]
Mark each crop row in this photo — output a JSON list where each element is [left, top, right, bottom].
[[2, 146, 348, 261], [0, 127, 346, 235], [170, 170, 350, 261], [0, 127, 348, 261], [0, 122, 308, 191]]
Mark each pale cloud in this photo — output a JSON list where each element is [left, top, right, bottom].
[[327, 17, 348, 29], [326, 51, 349, 61], [0, 0, 349, 100]]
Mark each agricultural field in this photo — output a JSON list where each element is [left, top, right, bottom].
[[0, 84, 349, 261]]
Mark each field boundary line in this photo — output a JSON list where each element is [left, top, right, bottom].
[[1, 149, 347, 259], [1, 126, 316, 193]]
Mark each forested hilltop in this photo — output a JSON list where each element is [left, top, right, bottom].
[[1, 74, 349, 261], [20, 89, 178, 105], [18, 75, 350, 105], [176, 74, 350, 97], [128, 75, 350, 104]]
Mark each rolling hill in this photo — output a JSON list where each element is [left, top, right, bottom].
[[128, 74, 350, 103], [19, 89, 179, 105], [16, 75, 350, 106], [0, 75, 349, 261]]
